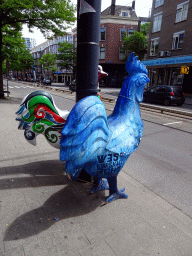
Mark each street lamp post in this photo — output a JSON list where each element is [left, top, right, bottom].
[[76, 0, 101, 181], [76, 0, 101, 102]]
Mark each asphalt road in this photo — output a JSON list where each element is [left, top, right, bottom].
[[7, 80, 192, 218]]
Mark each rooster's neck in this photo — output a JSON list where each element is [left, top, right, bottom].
[[112, 76, 140, 118]]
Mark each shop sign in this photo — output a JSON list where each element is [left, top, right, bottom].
[[180, 66, 189, 74]]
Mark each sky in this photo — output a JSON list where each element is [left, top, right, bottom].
[[22, 0, 153, 46]]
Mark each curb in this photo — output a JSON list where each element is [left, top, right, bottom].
[[11, 80, 192, 120]]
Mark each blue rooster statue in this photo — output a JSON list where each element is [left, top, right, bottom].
[[60, 52, 150, 203]]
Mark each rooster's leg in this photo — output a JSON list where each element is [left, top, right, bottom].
[[106, 176, 128, 203], [90, 178, 109, 194]]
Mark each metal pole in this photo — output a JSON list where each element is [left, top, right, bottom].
[[76, 0, 101, 182], [76, 0, 101, 102]]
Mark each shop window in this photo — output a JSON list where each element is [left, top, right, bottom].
[[100, 47, 105, 59], [119, 47, 125, 60], [155, 0, 164, 8], [150, 38, 159, 56], [175, 1, 189, 23], [170, 69, 184, 86], [100, 28, 106, 41], [172, 31, 185, 49], [120, 28, 127, 41], [152, 12, 162, 33]]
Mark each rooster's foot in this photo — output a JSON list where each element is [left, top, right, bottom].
[[106, 188, 128, 203], [90, 179, 109, 194]]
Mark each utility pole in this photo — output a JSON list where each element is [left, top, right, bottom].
[[76, 0, 101, 181], [76, 0, 101, 102]]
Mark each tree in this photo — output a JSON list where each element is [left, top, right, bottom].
[[57, 41, 76, 72], [123, 31, 148, 60], [140, 22, 150, 36], [0, 0, 76, 97], [11, 48, 34, 77], [38, 52, 57, 79]]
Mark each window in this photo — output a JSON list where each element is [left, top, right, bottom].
[[121, 11, 129, 17], [150, 38, 159, 56], [155, 0, 164, 8], [175, 1, 189, 23], [128, 28, 134, 36], [156, 87, 165, 92], [119, 47, 125, 60], [100, 47, 105, 59], [100, 28, 106, 41], [120, 28, 127, 41], [74, 37, 77, 48], [172, 31, 185, 49], [152, 12, 162, 33]]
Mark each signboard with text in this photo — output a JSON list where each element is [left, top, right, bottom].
[[180, 66, 189, 74]]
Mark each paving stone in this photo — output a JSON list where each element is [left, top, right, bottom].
[[105, 229, 147, 256], [0, 246, 25, 256], [0, 229, 5, 253], [129, 222, 183, 256], [78, 240, 116, 256], [168, 207, 192, 226], [0, 168, 7, 176], [80, 221, 113, 244], [53, 230, 90, 253]]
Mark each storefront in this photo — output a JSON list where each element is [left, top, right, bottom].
[[142, 55, 192, 94], [54, 70, 73, 84]]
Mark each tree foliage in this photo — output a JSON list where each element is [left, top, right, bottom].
[[57, 41, 76, 71], [38, 52, 57, 77], [11, 48, 34, 72], [140, 22, 150, 36], [0, 0, 76, 97], [123, 31, 148, 60]]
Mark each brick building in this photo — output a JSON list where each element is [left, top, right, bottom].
[[142, 0, 192, 94], [73, 2, 140, 87]]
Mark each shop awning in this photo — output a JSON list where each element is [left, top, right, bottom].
[[142, 55, 192, 67]]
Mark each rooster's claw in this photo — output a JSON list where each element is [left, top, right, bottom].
[[106, 188, 128, 203], [90, 179, 109, 194]]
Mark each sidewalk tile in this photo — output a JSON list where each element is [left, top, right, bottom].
[[78, 240, 116, 256], [105, 229, 147, 256], [0, 246, 25, 256]]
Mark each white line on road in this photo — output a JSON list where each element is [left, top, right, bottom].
[[163, 121, 183, 126], [9, 86, 13, 88], [14, 86, 20, 88], [26, 86, 33, 88]]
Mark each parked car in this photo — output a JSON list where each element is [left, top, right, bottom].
[[43, 79, 51, 85], [143, 85, 185, 106]]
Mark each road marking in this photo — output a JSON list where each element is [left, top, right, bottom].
[[9, 86, 13, 88], [26, 86, 33, 88], [163, 121, 183, 126], [14, 86, 20, 88], [20, 86, 26, 88]]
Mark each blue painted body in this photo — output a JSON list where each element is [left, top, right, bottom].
[[60, 53, 150, 203]]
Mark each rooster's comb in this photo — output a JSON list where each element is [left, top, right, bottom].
[[126, 52, 148, 75]]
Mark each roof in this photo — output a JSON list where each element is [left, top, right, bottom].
[[139, 17, 150, 23], [101, 5, 137, 18]]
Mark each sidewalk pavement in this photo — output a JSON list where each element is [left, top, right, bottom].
[[1, 95, 192, 256]]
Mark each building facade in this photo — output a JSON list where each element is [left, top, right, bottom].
[[31, 34, 73, 83], [143, 0, 192, 94], [73, 3, 140, 87], [24, 38, 36, 50]]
